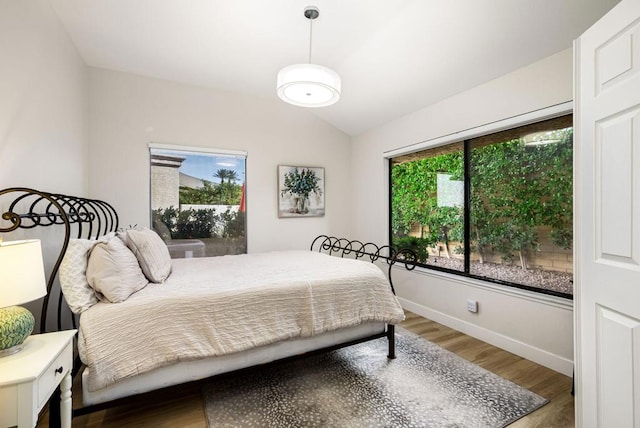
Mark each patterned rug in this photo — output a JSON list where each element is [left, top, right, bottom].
[[202, 327, 548, 427]]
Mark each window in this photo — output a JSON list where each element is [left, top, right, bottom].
[[149, 144, 246, 258], [390, 115, 573, 298]]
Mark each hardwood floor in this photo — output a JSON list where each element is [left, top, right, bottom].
[[38, 311, 574, 427], [400, 312, 574, 428]]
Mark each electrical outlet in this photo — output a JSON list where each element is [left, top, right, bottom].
[[467, 299, 478, 313]]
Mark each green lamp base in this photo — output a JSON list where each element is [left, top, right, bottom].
[[0, 306, 35, 357]]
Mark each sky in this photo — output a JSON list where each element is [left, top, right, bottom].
[[153, 149, 246, 184]]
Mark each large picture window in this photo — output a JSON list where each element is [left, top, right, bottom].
[[149, 144, 246, 258], [390, 115, 573, 298]]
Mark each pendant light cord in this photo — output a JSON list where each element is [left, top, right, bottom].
[[308, 17, 313, 64]]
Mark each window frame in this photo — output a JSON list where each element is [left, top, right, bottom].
[[386, 103, 573, 300], [148, 142, 248, 258]]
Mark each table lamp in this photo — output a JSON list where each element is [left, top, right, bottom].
[[0, 239, 47, 357]]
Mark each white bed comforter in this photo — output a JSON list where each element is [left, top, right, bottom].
[[78, 250, 405, 392]]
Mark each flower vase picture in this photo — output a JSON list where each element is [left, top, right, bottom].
[[278, 166, 325, 217]]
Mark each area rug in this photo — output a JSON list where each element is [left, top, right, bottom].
[[202, 327, 548, 427]]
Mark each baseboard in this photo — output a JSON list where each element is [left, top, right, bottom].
[[398, 297, 574, 377]]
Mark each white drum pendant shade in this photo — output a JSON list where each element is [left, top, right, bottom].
[[277, 6, 340, 108], [277, 63, 341, 107]]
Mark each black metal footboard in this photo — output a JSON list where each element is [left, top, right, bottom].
[[310, 235, 417, 358]]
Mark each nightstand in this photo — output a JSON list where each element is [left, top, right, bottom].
[[0, 330, 76, 428]]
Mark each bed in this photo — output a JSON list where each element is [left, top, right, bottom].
[[0, 187, 416, 415]]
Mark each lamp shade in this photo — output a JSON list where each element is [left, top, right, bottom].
[[277, 63, 341, 108], [0, 239, 47, 308]]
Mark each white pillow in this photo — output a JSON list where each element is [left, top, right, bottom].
[[59, 233, 114, 314], [119, 228, 172, 283], [86, 237, 149, 303]]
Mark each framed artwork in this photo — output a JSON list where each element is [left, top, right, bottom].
[[278, 165, 325, 217]]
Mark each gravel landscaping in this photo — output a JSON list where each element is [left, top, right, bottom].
[[423, 256, 573, 296]]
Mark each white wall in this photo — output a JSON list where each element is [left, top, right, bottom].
[[0, 0, 88, 193], [88, 68, 352, 252], [351, 48, 575, 375], [0, 0, 89, 332]]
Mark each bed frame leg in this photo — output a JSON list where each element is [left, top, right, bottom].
[[387, 324, 396, 359]]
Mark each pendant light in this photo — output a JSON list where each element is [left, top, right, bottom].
[[277, 6, 341, 108]]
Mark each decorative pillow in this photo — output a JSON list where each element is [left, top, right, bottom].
[[59, 233, 114, 314], [119, 227, 172, 283], [86, 236, 149, 303]]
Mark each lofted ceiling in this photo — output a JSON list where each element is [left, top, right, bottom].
[[50, 0, 619, 136]]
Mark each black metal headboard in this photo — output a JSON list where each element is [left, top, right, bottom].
[[0, 187, 119, 332]]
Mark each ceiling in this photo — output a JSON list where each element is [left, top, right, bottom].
[[50, 0, 619, 136]]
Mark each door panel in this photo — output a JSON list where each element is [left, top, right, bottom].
[[596, 306, 640, 427], [576, 0, 640, 426], [596, 20, 640, 93], [596, 109, 639, 264]]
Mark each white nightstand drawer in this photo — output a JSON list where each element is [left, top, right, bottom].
[[37, 339, 72, 409]]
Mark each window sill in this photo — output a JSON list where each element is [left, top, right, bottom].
[[392, 264, 574, 311]]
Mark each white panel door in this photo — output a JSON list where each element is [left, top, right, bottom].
[[575, 0, 640, 426]]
